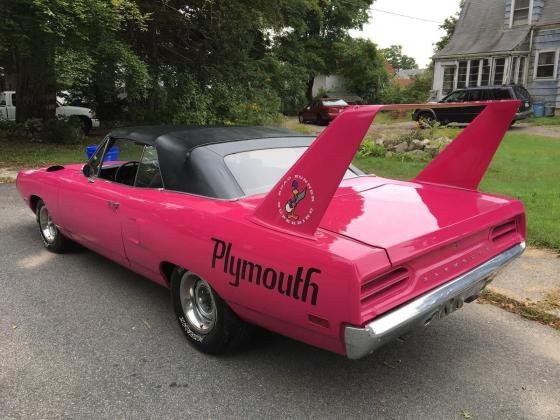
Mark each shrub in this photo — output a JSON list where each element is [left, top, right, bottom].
[[358, 139, 387, 158], [42, 118, 85, 144], [0, 117, 84, 144], [131, 74, 283, 127], [395, 129, 425, 143]]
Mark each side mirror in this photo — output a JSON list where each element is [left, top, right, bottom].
[[306, 106, 311, 110], [82, 164, 94, 178]]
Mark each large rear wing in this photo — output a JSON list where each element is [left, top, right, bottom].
[[252, 100, 520, 239]]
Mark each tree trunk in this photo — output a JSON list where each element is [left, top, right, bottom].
[[15, 34, 56, 123], [146, 18, 160, 119], [306, 75, 315, 102]]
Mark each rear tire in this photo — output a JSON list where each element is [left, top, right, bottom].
[[35, 199, 74, 253], [417, 112, 435, 129], [171, 267, 254, 355]]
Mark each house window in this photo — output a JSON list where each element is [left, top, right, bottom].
[[442, 66, 455, 95], [509, 57, 517, 84], [510, 56, 527, 84], [493, 58, 506, 84], [457, 61, 468, 88], [534, 50, 558, 79], [511, 0, 531, 26], [518, 56, 526, 83], [481, 59, 491, 85], [469, 60, 479, 86]]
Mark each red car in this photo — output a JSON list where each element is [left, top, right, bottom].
[[17, 102, 525, 359], [298, 98, 349, 124]]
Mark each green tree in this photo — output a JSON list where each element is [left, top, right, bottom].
[[405, 71, 433, 102], [434, 15, 458, 54], [381, 45, 418, 71], [0, 0, 146, 122], [123, 0, 312, 121], [335, 37, 388, 103], [434, 1, 464, 54], [0, 0, 381, 125], [380, 70, 433, 104], [275, 0, 375, 101]]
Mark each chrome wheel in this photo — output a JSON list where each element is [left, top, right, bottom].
[[38, 205, 57, 244], [179, 273, 216, 334]]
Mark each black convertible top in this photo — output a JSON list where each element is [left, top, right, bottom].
[[105, 125, 314, 198], [108, 125, 301, 150]]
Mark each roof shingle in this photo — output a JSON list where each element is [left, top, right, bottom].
[[435, 0, 530, 57]]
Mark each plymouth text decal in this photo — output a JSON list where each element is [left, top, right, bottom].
[[211, 238, 320, 305]]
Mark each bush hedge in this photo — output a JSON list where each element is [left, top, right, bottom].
[[0, 118, 85, 144]]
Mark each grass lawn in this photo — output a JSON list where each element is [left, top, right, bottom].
[[0, 135, 104, 168], [354, 132, 560, 251], [373, 111, 412, 124], [526, 115, 560, 126]]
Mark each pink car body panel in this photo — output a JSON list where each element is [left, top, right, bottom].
[[16, 101, 526, 356]]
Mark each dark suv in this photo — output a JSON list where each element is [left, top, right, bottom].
[[413, 85, 533, 125]]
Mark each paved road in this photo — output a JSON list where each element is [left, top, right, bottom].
[[1, 184, 560, 419]]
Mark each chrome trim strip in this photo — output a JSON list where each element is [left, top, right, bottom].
[[344, 242, 526, 359]]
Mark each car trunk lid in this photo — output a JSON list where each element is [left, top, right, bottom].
[[319, 179, 524, 264]]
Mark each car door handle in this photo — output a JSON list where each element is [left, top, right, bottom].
[[108, 201, 119, 211]]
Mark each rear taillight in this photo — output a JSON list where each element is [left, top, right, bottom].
[[361, 267, 410, 305], [490, 220, 517, 243]]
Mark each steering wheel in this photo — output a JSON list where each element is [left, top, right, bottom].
[[114, 161, 139, 184]]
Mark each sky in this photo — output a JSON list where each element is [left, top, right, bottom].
[[351, 0, 463, 68]]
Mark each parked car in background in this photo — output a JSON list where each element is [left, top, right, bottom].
[[0, 91, 100, 135], [412, 85, 533, 125], [298, 98, 349, 124]]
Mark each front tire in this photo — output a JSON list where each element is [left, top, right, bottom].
[[298, 114, 305, 124], [171, 268, 253, 354], [36, 199, 73, 253]]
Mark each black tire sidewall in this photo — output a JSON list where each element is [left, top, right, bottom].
[[420, 112, 434, 122], [35, 199, 67, 253], [418, 112, 436, 129], [170, 268, 235, 354]]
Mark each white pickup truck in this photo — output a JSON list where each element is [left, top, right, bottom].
[[0, 91, 100, 134]]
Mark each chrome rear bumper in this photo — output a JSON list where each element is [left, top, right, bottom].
[[344, 242, 525, 359]]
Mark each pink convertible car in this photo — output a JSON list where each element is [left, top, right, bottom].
[[17, 102, 525, 359]]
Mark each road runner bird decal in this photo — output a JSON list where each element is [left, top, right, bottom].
[[285, 180, 307, 220]]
